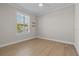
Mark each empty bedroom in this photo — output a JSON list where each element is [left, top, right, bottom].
[[0, 3, 79, 56]]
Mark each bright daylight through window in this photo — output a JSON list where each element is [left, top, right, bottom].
[[16, 13, 30, 33]]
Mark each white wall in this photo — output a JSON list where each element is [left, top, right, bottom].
[[0, 4, 36, 47], [74, 4, 79, 55], [37, 5, 74, 43], [0, 4, 75, 48]]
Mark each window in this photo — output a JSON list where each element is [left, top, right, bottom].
[[16, 13, 30, 33]]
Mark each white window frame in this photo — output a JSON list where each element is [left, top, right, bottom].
[[16, 12, 30, 35]]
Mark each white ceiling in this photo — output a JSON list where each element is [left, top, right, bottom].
[[9, 3, 73, 16]]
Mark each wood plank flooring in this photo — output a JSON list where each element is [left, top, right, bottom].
[[0, 38, 78, 56]]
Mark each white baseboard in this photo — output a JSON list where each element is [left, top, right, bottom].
[[74, 43, 79, 55], [1, 36, 78, 55], [0, 36, 74, 48], [37, 36, 74, 45], [0, 37, 35, 48]]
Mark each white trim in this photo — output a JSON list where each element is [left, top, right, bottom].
[[37, 36, 74, 45], [0, 37, 35, 48], [74, 43, 79, 55], [0, 36, 74, 48]]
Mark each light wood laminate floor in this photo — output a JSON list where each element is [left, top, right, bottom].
[[0, 38, 78, 56]]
